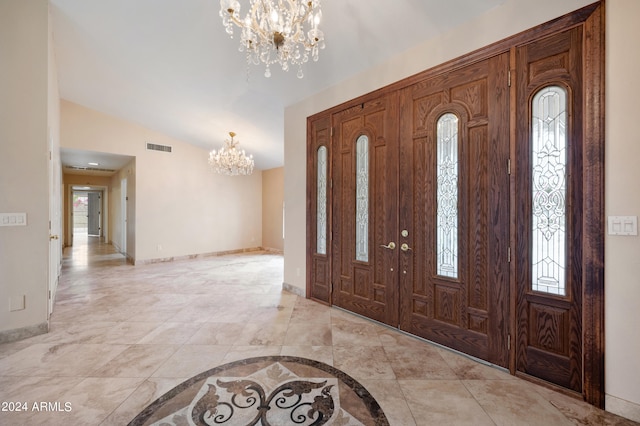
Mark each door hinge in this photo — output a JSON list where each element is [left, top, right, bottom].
[[330, 127, 334, 137], [508, 334, 511, 350], [508, 70, 511, 87], [507, 158, 511, 175], [48, 290, 51, 300], [508, 246, 511, 263]]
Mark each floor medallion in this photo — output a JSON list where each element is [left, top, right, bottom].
[[129, 356, 389, 425]]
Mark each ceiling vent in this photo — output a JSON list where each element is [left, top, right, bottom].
[[146, 142, 172, 153]]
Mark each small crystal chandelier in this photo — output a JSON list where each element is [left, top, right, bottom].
[[219, 0, 325, 79], [208, 132, 255, 176]]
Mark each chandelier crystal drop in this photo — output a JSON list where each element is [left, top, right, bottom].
[[219, 0, 325, 79], [208, 132, 255, 176]]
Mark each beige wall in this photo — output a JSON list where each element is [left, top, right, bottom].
[[284, 0, 640, 420], [604, 0, 640, 420], [61, 101, 263, 263], [0, 0, 58, 337], [262, 167, 284, 251]]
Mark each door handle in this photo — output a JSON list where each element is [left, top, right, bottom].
[[49, 235, 59, 240], [380, 242, 396, 250], [401, 243, 412, 252]]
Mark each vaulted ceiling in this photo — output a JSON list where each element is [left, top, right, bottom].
[[52, 0, 504, 171]]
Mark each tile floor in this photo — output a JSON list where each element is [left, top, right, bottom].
[[0, 235, 635, 425]]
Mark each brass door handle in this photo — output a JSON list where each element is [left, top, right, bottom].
[[401, 243, 412, 251], [49, 235, 59, 240], [380, 242, 396, 250]]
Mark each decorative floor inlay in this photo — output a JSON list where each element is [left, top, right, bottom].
[[129, 356, 389, 426]]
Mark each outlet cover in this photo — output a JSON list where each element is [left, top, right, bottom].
[[10, 295, 26, 311], [608, 216, 638, 236]]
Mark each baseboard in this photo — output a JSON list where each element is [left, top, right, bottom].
[[134, 247, 266, 265], [261, 247, 284, 255], [0, 322, 48, 344], [606, 394, 640, 423], [282, 282, 305, 297]]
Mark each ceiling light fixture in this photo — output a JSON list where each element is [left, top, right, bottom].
[[208, 132, 255, 176], [219, 0, 325, 79]]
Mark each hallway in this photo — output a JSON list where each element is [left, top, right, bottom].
[[0, 238, 632, 425]]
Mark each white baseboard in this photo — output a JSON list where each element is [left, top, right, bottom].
[[282, 282, 305, 297], [0, 322, 48, 344], [606, 394, 640, 423]]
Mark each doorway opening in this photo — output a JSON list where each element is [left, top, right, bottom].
[[71, 187, 104, 242]]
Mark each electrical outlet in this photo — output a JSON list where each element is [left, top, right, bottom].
[[10, 295, 25, 311]]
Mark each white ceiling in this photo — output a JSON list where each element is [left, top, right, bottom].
[[52, 0, 505, 172]]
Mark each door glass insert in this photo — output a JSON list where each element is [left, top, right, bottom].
[[531, 85, 567, 296], [436, 113, 459, 278], [356, 135, 369, 262], [317, 146, 328, 254]]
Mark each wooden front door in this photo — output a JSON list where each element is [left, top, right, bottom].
[[398, 53, 511, 367], [331, 93, 399, 326]]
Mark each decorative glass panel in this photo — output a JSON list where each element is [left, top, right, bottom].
[[437, 113, 459, 278], [355, 135, 369, 262], [531, 86, 567, 296], [316, 146, 328, 254]]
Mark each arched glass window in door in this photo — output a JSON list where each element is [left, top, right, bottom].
[[355, 135, 369, 262], [531, 86, 567, 296], [316, 146, 328, 255], [436, 113, 459, 278]]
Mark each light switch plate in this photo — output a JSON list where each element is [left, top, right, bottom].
[[607, 216, 638, 236], [0, 213, 27, 227]]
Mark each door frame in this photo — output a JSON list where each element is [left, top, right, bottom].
[[306, 2, 604, 407], [68, 186, 109, 245], [87, 191, 103, 237]]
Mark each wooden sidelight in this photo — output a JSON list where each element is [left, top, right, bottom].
[[306, 2, 604, 407], [513, 25, 590, 394]]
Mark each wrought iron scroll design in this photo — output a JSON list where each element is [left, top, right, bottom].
[[190, 379, 335, 425]]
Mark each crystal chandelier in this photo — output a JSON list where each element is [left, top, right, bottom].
[[219, 0, 325, 78], [208, 132, 255, 175]]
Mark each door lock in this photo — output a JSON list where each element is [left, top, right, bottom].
[[401, 230, 409, 237], [380, 242, 396, 250]]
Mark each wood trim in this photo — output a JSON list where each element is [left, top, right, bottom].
[[508, 46, 518, 376], [581, 1, 605, 409]]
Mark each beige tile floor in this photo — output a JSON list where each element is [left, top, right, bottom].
[[0, 235, 635, 425]]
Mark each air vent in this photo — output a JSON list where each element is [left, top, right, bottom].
[[146, 142, 172, 153], [64, 165, 116, 172]]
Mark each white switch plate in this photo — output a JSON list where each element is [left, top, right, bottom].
[[0, 213, 27, 227], [607, 216, 638, 236]]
